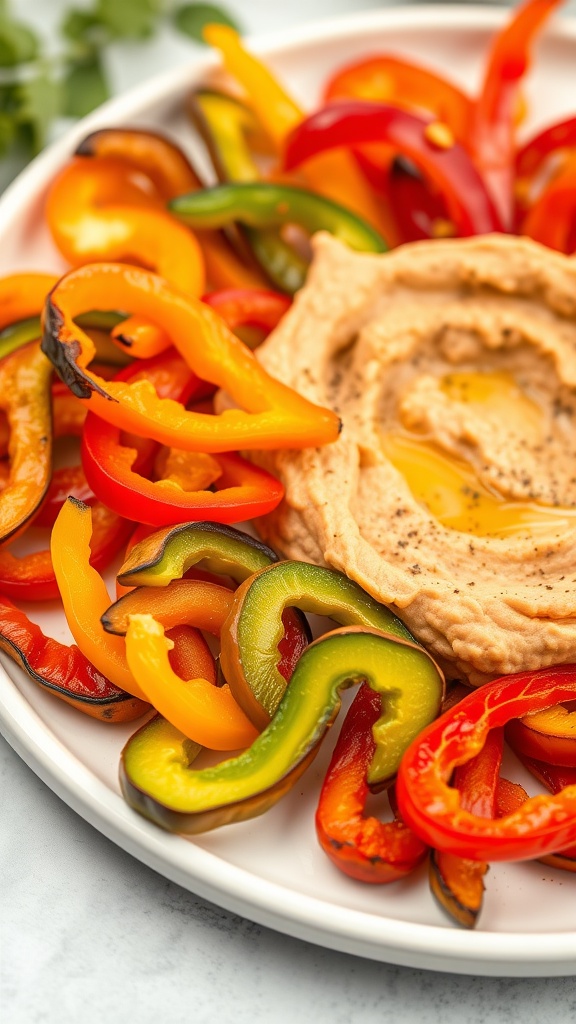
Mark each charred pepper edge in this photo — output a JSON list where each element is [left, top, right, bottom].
[[41, 296, 116, 402]]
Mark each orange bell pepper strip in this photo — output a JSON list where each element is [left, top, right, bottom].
[[51, 497, 146, 699], [0, 273, 57, 327], [46, 155, 206, 297], [125, 613, 258, 750], [42, 262, 341, 451], [76, 127, 268, 294], [0, 341, 52, 545], [203, 24, 395, 244]]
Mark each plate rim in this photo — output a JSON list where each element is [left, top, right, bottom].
[[1, 3, 576, 977]]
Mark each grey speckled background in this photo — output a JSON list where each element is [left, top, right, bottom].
[[2, 2, 576, 1021]]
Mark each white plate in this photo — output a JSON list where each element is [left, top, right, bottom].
[[1, 4, 576, 978]]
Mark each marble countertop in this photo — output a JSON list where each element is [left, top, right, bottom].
[[2, 2, 576, 1021]]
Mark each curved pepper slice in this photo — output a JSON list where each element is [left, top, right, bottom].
[[396, 666, 576, 862], [515, 115, 576, 182], [0, 341, 52, 545], [429, 728, 504, 929], [472, 0, 564, 226], [125, 613, 258, 750], [221, 559, 417, 744], [505, 702, 576, 766], [120, 625, 443, 834], [519, 156, 576, 254], [46, 155, 205, 298], [41, 262, 341, 451], [202, 288, 290, 346], [170, 183, 387, 257], [316, 683, 428, 884], [82, 413, 284, 526], [282, 101, 503, 237], [0, 595, 147, 722], [0, 273, 57, 329], [117, 520, 281, 588], [51, 498, 145, 698], [511, 754, 576, 871]]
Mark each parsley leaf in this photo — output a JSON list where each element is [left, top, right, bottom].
[[62, 53, 110, 118], [174, 3, 241, 45]]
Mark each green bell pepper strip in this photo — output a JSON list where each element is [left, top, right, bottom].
[[170, 183, 387, 264], [0, 311, 130, 365], [116, 520, 284, 589], [120, 624, 444, 833], [220, 560, 421, 768], [189, 90, 308, 293]]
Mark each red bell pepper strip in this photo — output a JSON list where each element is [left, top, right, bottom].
[[388, 160, 452, 243], [202, 289, 291, 341], [82, 412, 284, 526], [500, 754, 576, 869], [396, 666, 576, 862], [472, 0, 565, 227], [0, 595, 148, 722], [283, 101, 503, 236], [316, 683, 427, 884], [516, 115, 576, 180], [519, 156, 576, 253], [0, 501, 132, 602]]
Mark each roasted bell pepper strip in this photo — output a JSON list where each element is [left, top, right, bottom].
[[505, 701, 576, 766], [389, 159, 453, 243], [46, 155, 206, 301], [170, 183, 387, 258], [103, 576, 309, 685], [497, 754, 576, 871], [516, 115, 576, 181], [166, 624, 216, 685], [125, 613, 258, 750], [472, 0, 564, 226], [324, 55, 473, 144], [0, 317, 44, 360], [34, 465, 95, 529], [0, 342, 52, 545], [1, 499, 131, 602], [429, 728, 504, 929], [221, 561, 431, 780], [41, 262, 341, 451], [77, 125, 267, 293], [0, 273, 57, 330], [396, 666, 576, 862], [203, 24, 392, 241], [315, 683, 428, 884], [0, 595, 148, 722], [283, 101, 503, 237], [189, 88, 310, 295], [121, 624, 443, 834], [202, 288, 290, 344], [0, 311, 133, 367], [82, 411, 284, 526], [519, 156, 576, 253], [51, 497, 145, 698], [117, 520, 283, 588]]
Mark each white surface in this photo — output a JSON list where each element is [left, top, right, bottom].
[[2, 1, 576, 1020]]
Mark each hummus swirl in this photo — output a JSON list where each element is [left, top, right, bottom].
[[254, 233, 576, 684]]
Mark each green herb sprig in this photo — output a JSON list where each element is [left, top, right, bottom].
[[0, 1, 240, 166]]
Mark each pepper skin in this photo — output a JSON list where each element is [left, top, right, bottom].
[[316, 683, 428, 883], [283, 101, 503, 237], [41, 262, 341, 452], [506, 702, 576, 767], [220, 560, 417, 744], [396, 666, 576, 862], [0, 342, 52, 545], [202, 289, 291, 346], [120, 625, 443, 834]]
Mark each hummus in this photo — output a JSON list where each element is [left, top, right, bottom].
[[254, 233, 576, 684]]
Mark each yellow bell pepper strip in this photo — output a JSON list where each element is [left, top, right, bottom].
[[51, 497, 146, 700], [220, 560, 418, 746], [0, 341, 52, 545], [0, 594, 148, 723], [125, 613, 258, 750], [396, 666, 576, 862], [203, 25, 394, 242], [120, 625, 443, 834], [41, 262, 341, 451]]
